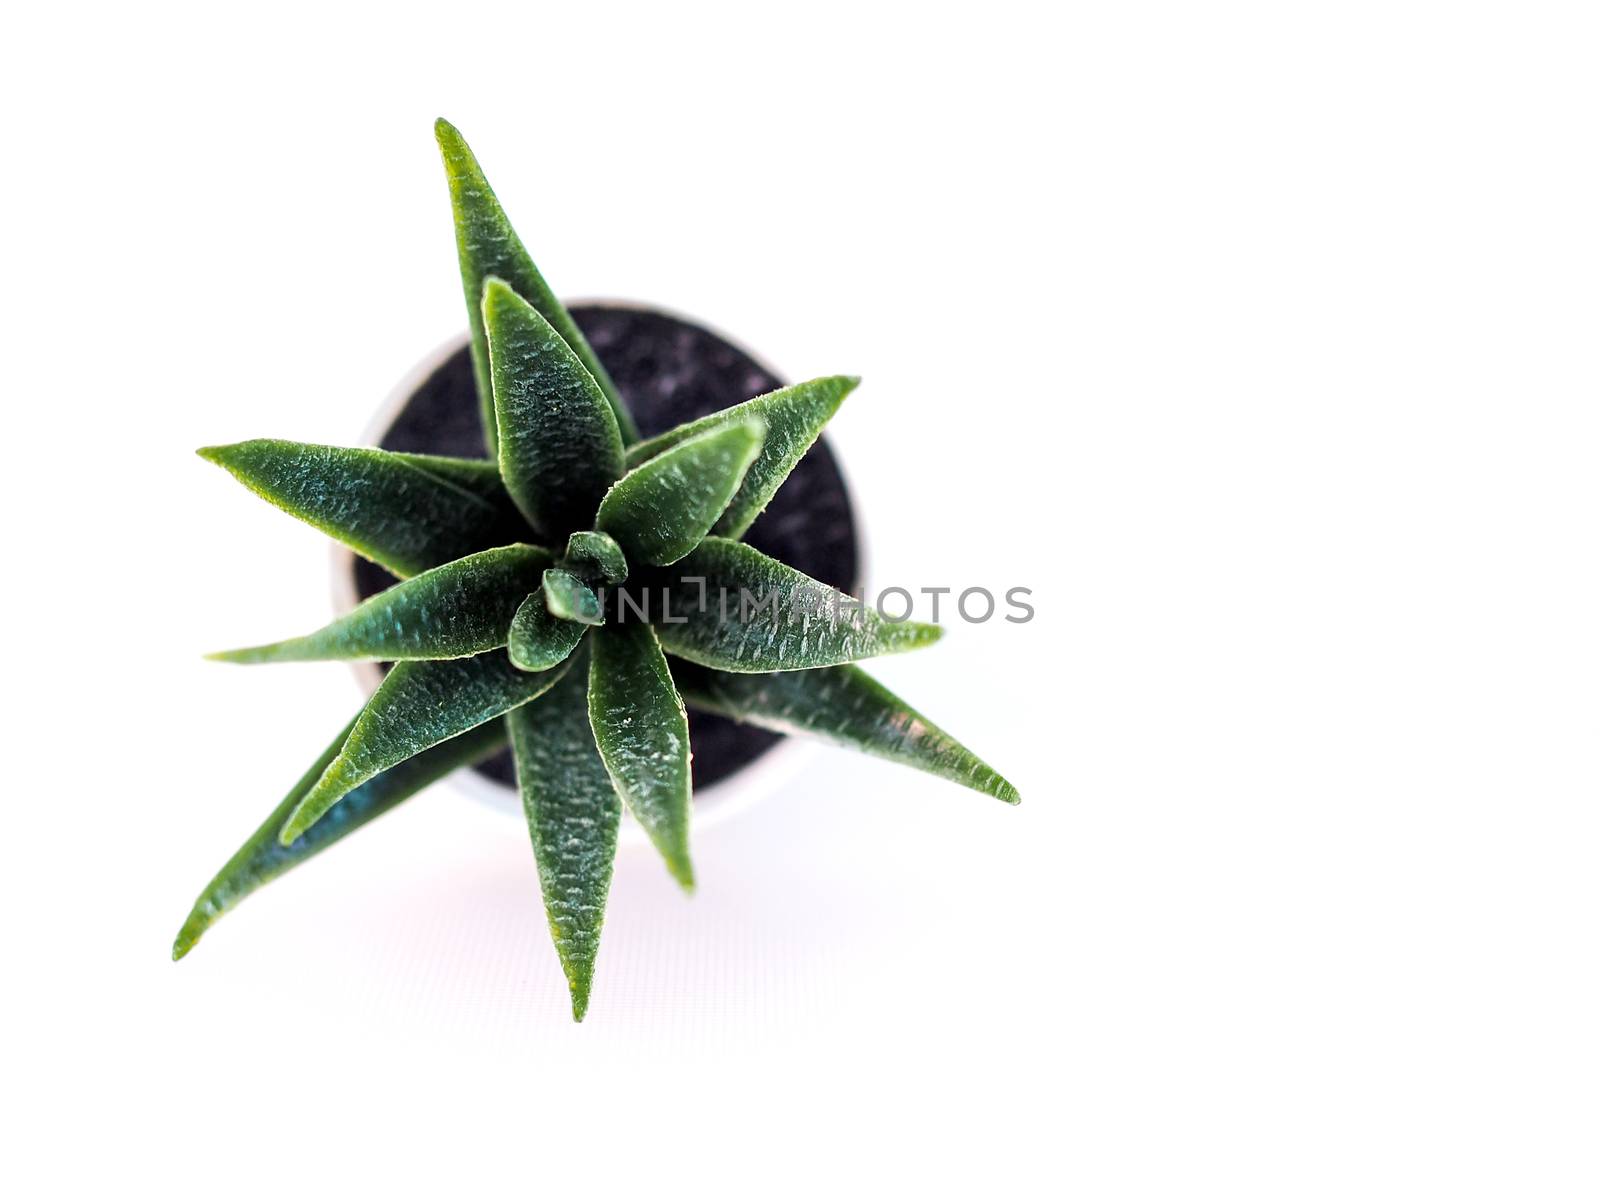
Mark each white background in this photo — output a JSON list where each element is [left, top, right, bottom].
[[5, 2, 1597, 1195]]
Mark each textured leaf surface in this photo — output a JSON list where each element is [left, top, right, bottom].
[[198, 440, 525, 578], [386, 452, 507, 499], [544, 568, 603, 626], [677, 664, 1020, 804], [172, 719, 505, 960], [588, 622, 693, 890], [597, 419, 765, 566], [485, 279, 624, 539], [280, 652, 569, 843], [509, 648, 620, 1021], [652, 537, 941, 672], [508, 592, 587, 672], [210, 544, 549, 663], [563, 530, 629, 585], [435, 119, 637, 449], [625, 375, 858, 539]]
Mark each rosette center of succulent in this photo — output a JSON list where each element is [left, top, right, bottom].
[[561, 530, 629, 588]]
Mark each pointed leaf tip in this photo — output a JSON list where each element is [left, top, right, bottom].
[[544, 568, 604, 626], [193, 440, 524, 578], [205, 544, 549, 665], [624, 375, 860, 539], [596, 417, 767, 566], [174, 718, 508, 956], [588, 623, 694, 890], [508, 591, 586, 671], [278, 801, 326, 846], [433, 118, 474, 170], [564, 530, 629, 586], [509, 653, 620, 1024], [676, 663, 1019, 805], [480, 274, 516, 311], [171, 924, 199, 961], [655, 538, 942, 672], [486, 286, 625, 536], [440, 124, 639, 449]]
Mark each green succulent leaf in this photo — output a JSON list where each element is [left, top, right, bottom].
[[544, 568, 604, 626], [172, 718, 506, 960], [508, 592, 587, 672], [563, 530, 629, 585], [677, 664, 1020, 804], [198, 440, 524, 578], [385, 451, 507, 499], [588, 622, 694, 891], [279, 651, 570, 844], [596, 418, 766, 566], [508, 647, 621, 1022], [652, 537, 941, 672], [484, 279, 625, 539], [209, 544, 550, 664], [435, 118, 638, 450], [625, 375, 858, 539]]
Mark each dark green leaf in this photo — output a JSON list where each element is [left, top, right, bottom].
[[484, 279, 624, 539], [209, 544, 549, 664], [172, 719, 506, 960], [544, 568, 603, 626], [677, 663, 1020, 804], [588, 622, 693, 890], [387, 451, 505, 499], [652, 537, 941, 672], [509, 647, 620, 1022], [508, 592, 587, 672], [625, 375, 858, 539], [563, 530, 629, 585], [597, 419, 766, 566], [197, 440, 525, 578], [435, 118, 638, 450], [279, 651, 570, 844]]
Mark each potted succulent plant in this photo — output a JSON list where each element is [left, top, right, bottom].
[[174, 120, 1019, 1021]]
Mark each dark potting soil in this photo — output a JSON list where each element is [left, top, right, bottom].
[[352, 303, 861, 792]]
